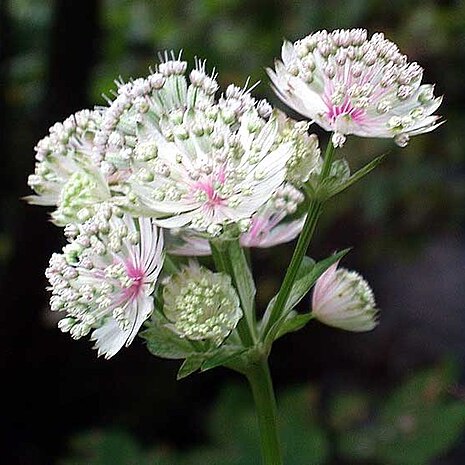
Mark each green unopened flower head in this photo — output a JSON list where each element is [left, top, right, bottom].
[[163, 263, 242, 346], [26, 109, 111, 225], [53, 170, 110, 224], [312, 262, 379, 332]]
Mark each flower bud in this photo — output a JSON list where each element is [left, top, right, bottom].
[[163, 263, 242, 346], [312, 263, 378, 332]]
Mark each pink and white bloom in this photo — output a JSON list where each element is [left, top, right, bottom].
[[93, 55, 319, 235], [46, 204, 164, 358], [167, 184, 306, 255], [26, 110, 112, 225], [268, 29, 442, 147], [312, 262, 378, 332]]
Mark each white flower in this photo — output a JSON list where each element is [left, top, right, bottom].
[[275, 111, 321, 183], [268, 29, 442, 147], [46, 204, 164, 358], [167, 183, 306, 255], [93, 54, 314, 234], [162, 262, 242, 346], [26, 110, 111, 225], [312, 262, 379, 332]]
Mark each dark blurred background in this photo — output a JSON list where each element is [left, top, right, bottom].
[[2, 1, 465, 464]]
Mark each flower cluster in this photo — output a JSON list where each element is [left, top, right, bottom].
[[28, 32, 442, 360], [268, 28, 442, 147], [95, 57, 320, 235], [27, 110, 111, 225], [45, 204, 164, 358]]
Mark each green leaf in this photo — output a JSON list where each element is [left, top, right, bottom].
[[140, 313, 195, 360], [261, 256, 315, 332], [201, 346, 248, 372], [275, 312, 314, 339], [329, 154, 386, 197], [262, 249, 350, 345], [177, 356, 204, 380]]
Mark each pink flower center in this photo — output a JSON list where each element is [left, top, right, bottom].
[[123, 261, 145, 301], [192, 167, 227, 211], [326, 99, 366, 125]]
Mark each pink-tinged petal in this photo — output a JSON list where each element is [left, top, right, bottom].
[[312, 262, 378, 332], [46, 205, 164, 359], [270, 29, 442, 146]]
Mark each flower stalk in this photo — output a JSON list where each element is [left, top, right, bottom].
[[246, 357, 283, 465], [262, 139, 335, 340], [210, 238, 257, 346]]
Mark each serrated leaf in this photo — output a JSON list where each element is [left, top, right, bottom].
[[140, 313, 195, 360], [177, 356, 204, 380]]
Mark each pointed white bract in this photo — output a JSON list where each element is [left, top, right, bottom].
[[312, 262, 379, 332], [26, 110, 111, 225], [93, 55, 319, 235], [162, 262, 242, 346], [46, 204, 164, 358], [167, 183, 306, 255], [268, 29, 442, 147]]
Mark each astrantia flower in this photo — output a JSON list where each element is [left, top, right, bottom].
[[27, 110, 111, 225], [167, 183, 306, 255], [93, 54, 318, 235], [46, 204, 164, 358], [268, 29, 442, 147], [312, 262, 378, 332], [162, 263, 242, 346], [276, 112, 321, 183]]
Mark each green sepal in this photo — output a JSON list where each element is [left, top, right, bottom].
[[140, 312, 195, 360], [177, 356, 204, 380]]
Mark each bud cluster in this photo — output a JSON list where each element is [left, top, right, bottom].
[[163, 264, 242, 346]]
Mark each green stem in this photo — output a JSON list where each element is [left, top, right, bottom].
[[246, 357, 282, 465], [210, 239, 255, 346], [263, 140, 335, 338]]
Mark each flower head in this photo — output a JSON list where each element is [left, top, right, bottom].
[[268, 29, 442, 147], [312, 262, 378, 332], [162, 263, 242, 346], [167, 183, 306, 255], [46, 204, 164, 358], [94, 54, 317, 235], [27, 110, 111, 225]]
